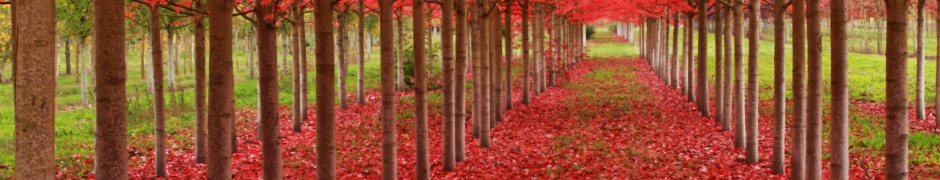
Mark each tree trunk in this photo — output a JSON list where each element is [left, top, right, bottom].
[[884, 0, 910, 179], [193, 0, 208, 164], [256, 1, 283, 178], [471, 4, 481, 139], [65, 38, 72, 75], [745, 0, 761, 164], [149, 5, 168, 178], [671, 13, 679, 89], [722, 6, 733, 133], [790, 0, 807, 178], [548, 11, 556, 87], [936, 0, 940, 126], [715, 6, 724, 124], [414, 0, 432, 177], [358, 0, 366, 105], [521, 1, 530, 104], [292, 3, 303, 132], [315, 0, 337, 178], [830, 0, 849, 179], [697, 0, 709, 117], [205, 0, 234, 178], [339, 12, 349, 110], [479, 0, 492, 148], [12, 0, 57, 179], [733, 3, 745, 149], [80, 37, 89, 106], [504, 0, 513, 110], [440, 0, 457, 173], [455, 0, 469, 161], [167, 31, 177, 91], [806, 0, 823, 177], [491, 7, 503, 126], [685, 14, 695, 103], [916, 0, 926, 120], [397, 16, 405, 92], [772, 0, 786, 172], [381, 0, 399, 179]]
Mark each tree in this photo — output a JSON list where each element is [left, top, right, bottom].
[[521, 0, 530, 105], [671, 13, 679, 89], [292, 1, 304, 132], [357, 0, 367, 106], [255, 0, 283, 177], [790, 0, 807, 177], [806, 0, 823, 177], [413, 0, 431, 177], [504, 0, 513, 110], [714, 4, 723, 125], [884, 0, 910, 178], [381, 0, 398, 179], [13, 0, 56, 179], [732, 1, 745, 149], [192, 0, 208, 164], [479, 0, 492, 148], [830, 0, 849, 178], [916, 0, 926, 120], [745, 0, 760, 164], [441, 0, 457, 173], [684, 13, 693, 102], [149, 4, 168, 177], [721, 4, 732, 132], [696, 0, 708, 117], [315, 0, 338, 178], [771, 0, 786, 173], [455, 0, 469, 162], [206, 0, 234, 178]]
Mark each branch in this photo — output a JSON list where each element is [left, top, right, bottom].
[[0, 1, 9, 5], [130, 0, 203, 16], [425, 0, 442, 5], [234, 7, 257, 24]]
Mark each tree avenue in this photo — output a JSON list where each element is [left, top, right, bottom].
[[3, 0, 937, 179]]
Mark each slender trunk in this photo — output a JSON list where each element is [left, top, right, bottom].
[[397, 16, 405, 92], [830, 0, 849, 179], [671, 13, 679, 89], [193, 0, 208, 164], [65, 38, 72, 75], [358, 0, 366, 105], [139, 39, 144, 80], [491, 8, 503, 126], [315, 0, 337, 178], [806, 0, 823, 177], [414, 0, 434, 179], [771, 0, 787, 172], [292, 4, 303, 132], [884, 0, 910, 179], [916, 0, 926, 120], [380, 0, 399, 179], [682, 16, 690, 98], [715, 6, 724, 124], [521, 1, 530, 104], [149, 6, 168, 178], [455, 0, 469, 161], [441, 0, 457, 173], [790, 0, 807, 178], [256, 0, 283, 178], [80, 37, 89, 106], [697, 0, 709, 117], [339, 12, 349, 109], [686, 14, 695, 103], [504, 0, 513, 110], [733, 3, 745, 149], [300, 8, 309, 124], [471, 4, 481, 138], [745, 0, 761, 164], [479, 0, 492, 148], [548, 12, 556, 87], [206, 0, 234, 178], [722, 7, 733, 133]]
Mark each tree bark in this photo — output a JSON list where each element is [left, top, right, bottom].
[[65, 38, 72, 75], [193, 0, 208, 164], [733, 3, 745, 149], [491, 6, 503, 126], [413, 0, 431, 177], [256, 0, 283, 178], [807, 0, 823, 177], [479, 0, 492, 148], [790, 0, 807, 177], [292, 3, 303, 132], [206, 0, 234, 178], [381, 0, 399, 179], [830, 0, 849, 179], [697, 0, 709, 117], [455, 0, 469, 161], [722, 6, 733, 133], [916, 0, 926, 120], [715, 6, 724, 125], [315, 0, 337, 178], [504, 0, 513, 110], [357, 0, 366, 105], [771, 0, 786, 172], [671, 13, 679, 89], [397, 16, 405, 92], [149, 6, 168, 178], [745, 0, 762, 164], [471, 4, 481, 139], [339, 12, 349, 110], [521, 1, 530, 104], [12, 0, 57, 179], [440, 0, 457, 173], [884, 0, 910, 179], [80, 37, 89, 106], [685, 14, 695, 103]]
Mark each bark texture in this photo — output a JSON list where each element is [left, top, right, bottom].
[[884, 0, 910, 179], [830, 0, 850, 179], [206, 0, 234, 178], [381, 0, 399, 179], [12, 0, 57, 179], [315, 0, 337, 178]]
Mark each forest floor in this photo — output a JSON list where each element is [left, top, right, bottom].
[[46, 29, 940, 179]]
